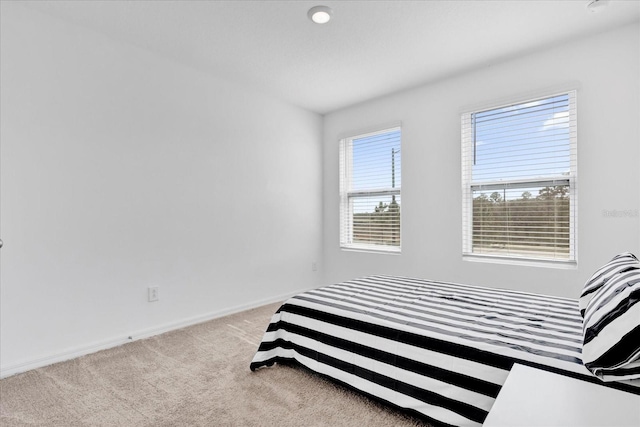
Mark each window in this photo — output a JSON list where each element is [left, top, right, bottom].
[[462, 91, 577, 263], [340, 126, 401, 252]]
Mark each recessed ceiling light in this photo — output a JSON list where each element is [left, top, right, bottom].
[[586, 0, 610, 13], [308, 5, 333, 24]]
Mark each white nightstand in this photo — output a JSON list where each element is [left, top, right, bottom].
[[483, 364, 640, 427]]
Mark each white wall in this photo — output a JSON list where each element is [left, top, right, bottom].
[[323, 23, 640, 298], [0, 4, 323, 375]]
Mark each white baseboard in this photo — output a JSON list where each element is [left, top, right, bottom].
[[0, 289, 307, 379]]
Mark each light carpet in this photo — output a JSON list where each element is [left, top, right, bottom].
[[0, 302, 426, 426]]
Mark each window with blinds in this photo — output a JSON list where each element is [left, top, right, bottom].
[[340, 127, 401, 252], [461, 91, 577, 262]]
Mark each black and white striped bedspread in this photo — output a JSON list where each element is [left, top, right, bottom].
[[250, 275, 640, 427]]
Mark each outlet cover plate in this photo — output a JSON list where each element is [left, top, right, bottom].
[[148, 286, 159, 302]]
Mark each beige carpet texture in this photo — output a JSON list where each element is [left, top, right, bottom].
[[0, 302, 427, 426]]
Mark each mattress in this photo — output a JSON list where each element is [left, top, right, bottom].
[[250, 275, 640, 427]]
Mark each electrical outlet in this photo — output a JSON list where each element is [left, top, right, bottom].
[[312, 261, 317, 271], [148, 286, 159, 302]]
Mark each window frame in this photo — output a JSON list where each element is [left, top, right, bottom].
[[461, 90, 578, 266], [339, 126, 402, 253]]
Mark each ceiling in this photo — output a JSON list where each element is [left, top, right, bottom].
[[18, 0, 640, 115]]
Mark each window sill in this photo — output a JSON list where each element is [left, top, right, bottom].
[[341, 245, 401, 255], [463, 253, 577, 269]]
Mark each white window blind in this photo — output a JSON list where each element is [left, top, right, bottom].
[[462, 91, 577, 262], [340, 127, 401, 252]]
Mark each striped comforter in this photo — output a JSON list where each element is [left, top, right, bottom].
[[250, 275, 640, 427]]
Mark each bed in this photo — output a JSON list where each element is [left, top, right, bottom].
[[250, 274, 640, 427]]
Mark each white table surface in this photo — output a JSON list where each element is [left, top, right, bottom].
[[483, 364, 640, 427]]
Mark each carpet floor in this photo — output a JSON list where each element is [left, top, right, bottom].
[[0, 302, 426, 426]]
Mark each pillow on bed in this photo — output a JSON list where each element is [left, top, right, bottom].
[[579, 252, 639, 318], [581, 266, 640, 382]]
